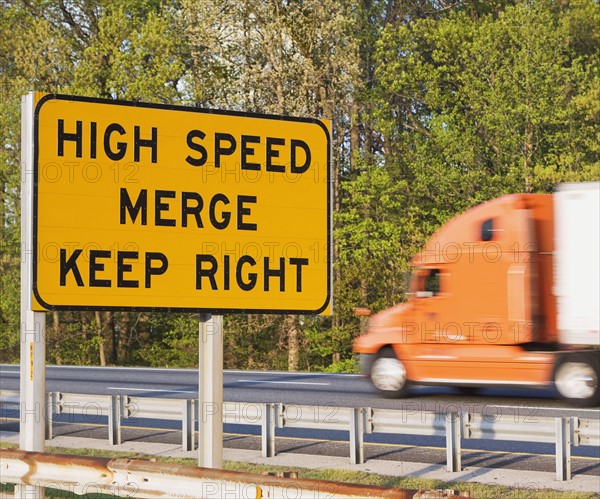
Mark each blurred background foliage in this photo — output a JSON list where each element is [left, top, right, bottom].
[[1, 0, 598, 371]]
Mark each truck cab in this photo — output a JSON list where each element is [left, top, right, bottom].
[[354, 186, 600, 406]]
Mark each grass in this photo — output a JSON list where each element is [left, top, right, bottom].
[[1, 441, 598, 498]]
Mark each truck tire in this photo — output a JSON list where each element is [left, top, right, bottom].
[[370, 347, 409, 398], [553, 353, 600, 407]]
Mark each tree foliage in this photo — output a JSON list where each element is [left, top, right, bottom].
[[1, 0, 598, 369]]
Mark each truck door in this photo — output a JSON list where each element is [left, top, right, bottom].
[[506, 209, 538, 343], [412, 267, 457, 343]]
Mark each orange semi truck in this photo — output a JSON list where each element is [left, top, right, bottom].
[[353, 182, 600, 406]]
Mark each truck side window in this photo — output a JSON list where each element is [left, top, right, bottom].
[[481, 218, 494, 241], [425, 269, 441, 295]]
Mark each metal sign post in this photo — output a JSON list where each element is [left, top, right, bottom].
[[198, 313, 224, 468], [18, 92, 47, 498]]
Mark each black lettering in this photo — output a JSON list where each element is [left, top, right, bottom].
[[117, 251, 139, 288], [134, 126, 158, 163], [145, 252, 168, 288], [104, 123, 127, 161], [289, 257, 309, 292], [236, 255, 257, 291], [155, 190, 176, 227], [264, 257, 285, 292], [120, 188, 147, 225], [214, 133, 236, 167], [290, 139, 311, 174], [209, 193, 231, 229], [59, 249, 84, 286], [241, 135, 260, 170], [266, 137, 285, 172], [89, 250, 111, 287], [57, 119, 82, 158], [186, 130, 207, 167], [182, 192, 204, 228], [196, 254, 218, 290], [237, 195, 257, 231], [90, 122, 97, 159], [223, 254, 230, 290]]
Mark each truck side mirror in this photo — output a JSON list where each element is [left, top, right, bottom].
[[353, 307, 371, 317]]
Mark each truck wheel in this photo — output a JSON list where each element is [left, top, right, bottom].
[[370, 347, 409, 398], [554, 353, 600, 407]]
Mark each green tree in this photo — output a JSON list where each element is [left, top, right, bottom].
[[72, 3, 189, 102], [2, 0, 598, 371], [138, 314, 199, 367], [184, 0, 362, 370], [376, 0, 599, 204], [0, 0, 191, 365], [0, 4, 76, 361]]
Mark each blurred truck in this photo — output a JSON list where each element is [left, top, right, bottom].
[[353, 182, 600, 406]]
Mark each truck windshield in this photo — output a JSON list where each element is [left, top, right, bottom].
[[410, 268, 441, 297]]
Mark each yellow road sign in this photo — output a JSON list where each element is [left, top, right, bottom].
[[33, 95, 331, 313]]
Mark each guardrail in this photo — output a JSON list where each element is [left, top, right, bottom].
[[2, 389, 598, 482], [2, 449, 432, 498]]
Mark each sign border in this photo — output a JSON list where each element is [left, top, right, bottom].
[[32, 94, 332, 314]]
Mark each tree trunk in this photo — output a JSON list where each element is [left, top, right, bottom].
[[350, 100, 360, 171], [95, 311, 106, 367], [52, 311, 62, 365], [523, 120, 534, 193], [111, 313, 118, 364], [118, 313, 131, 364], [285, 315, 300, 371]]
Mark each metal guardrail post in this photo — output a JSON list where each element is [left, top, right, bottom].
[[54, 391, 63, 419], [122, 395, 130, 418], [45, 392, 55, 440], [571, 416, 579, 446], [364, 407, 374, 435], [261, 403, 276, 458], [182, 399, 195, 452], [276, 402, 285, 428], [556, 417, 571, 481], [445, 412, 462, 473], [349, 407, 365, 465], [109, 395, 122, 446], [461, 412, 472, 439]]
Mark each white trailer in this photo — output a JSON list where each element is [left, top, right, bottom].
[[554, 182, 600, 346]]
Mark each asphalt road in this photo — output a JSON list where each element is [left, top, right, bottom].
[[1, 363, 598, 417], [1, 364, 599, 472]]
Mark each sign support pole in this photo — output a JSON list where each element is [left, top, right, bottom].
[[198, 313, 223, 468], [18, 92, 46, 498]]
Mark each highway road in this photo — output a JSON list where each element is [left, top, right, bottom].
[[1, 364, 599, 475], [1, 363, 598, 416]]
